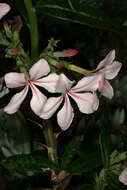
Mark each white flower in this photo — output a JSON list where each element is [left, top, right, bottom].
[[119, 168, 127, 185], [95, 49, 122, 99], [4, 59, 58, 115], [0, 3, 10, 19], [40, 73, 102, 130]]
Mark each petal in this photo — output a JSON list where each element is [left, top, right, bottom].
[[57, 94, 74, 131], [119, 168, 127, 185], [4, 72, 26, 88], [55, 74, 75, 93], [71, 73, 104, 92], [100, 61, 122, 80], [0, 3, 10, 19], [32, 73, 59, 93], [97, 49, 115, 70], [40, 96, 63, 119], [29, 83, 47, 116], [4, 86, 28, 114], [99, 80, 113, 99], [29, 59, 50, 80], [68, 91, 99, 114]]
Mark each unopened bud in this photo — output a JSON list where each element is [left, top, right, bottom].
[[54, 49, 78, 57], [8, 48, 19, 55], [56, 63, 64, 69]]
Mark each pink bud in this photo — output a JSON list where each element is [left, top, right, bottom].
[[63, 49, 78, 57], [54, 49, 78, 57], [8, 48, 19, 55], [56, 63, 64, 69]]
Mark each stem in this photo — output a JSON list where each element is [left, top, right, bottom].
[[24, 0, 39, 62], [43, 120, 58, 165], [40, 54, 95, 76]]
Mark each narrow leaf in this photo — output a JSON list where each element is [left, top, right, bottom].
[[61, 135, 84, 169], [0, 152, 58, 173], [15, 0, 28, 23], [78, 184, 94, 190], [68, 152, 101, 173], [36, 0, 127, 33]]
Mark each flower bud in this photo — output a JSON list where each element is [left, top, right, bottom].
[[8, 48, 19, 55], [54, 49, 78, 57]]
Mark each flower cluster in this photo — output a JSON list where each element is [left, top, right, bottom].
[[0, 3, 10, 20], [4, 50, 122, 130]]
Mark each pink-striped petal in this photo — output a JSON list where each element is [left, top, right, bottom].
[[97, 49, 115, 70], [68, 91, 99, 114], [4, 86, 28, 114], [29, 83, 47, 116], [40, 96, 63, 119], [70, 73, 104, 92], [29, 59, 50, 80], [33, 73, 59, 93], [100, 61, 122, 80], [0, 3, 10, 19], [99, 80, 113, 99], [57, 94, 74, 131], [55, 74, 75, 93], [4, 72, 26, 88]]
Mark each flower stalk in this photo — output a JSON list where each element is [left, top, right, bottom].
[[24, 0, 39, 62], [43, 120, 58, 165], [41, 55, 94, 76]]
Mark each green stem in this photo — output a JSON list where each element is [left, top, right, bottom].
[[43, 120, 58, 165], [40, 53, 94, 76], [24, 0, 39, 62]]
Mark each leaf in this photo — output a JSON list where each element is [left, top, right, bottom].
[[68, 152, 102, 173], [77, 184, 94, 190], [99, 127, 110, 168], [15, 0, 28, 23], [0, 152, 58, 173], [61, 135, 84, 169], [36, 0, 127, 33], [0, 93, 11, 109], [0, 110, 31, 156], [110, 150, 127, 165]]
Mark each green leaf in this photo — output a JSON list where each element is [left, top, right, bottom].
[[77, 184, 94, 190], [110, 150, 127, 165], [68, 152, 102, 173], [95, 169, 107, 190], [99, 127, 110, 168], [0, 152, 58, 173], [36, 0, 127, 33], [15, 0, 28, 23], [61, 135, 84, 169], [0, 93, 10, 109]]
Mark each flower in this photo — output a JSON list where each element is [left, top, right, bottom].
[[4, 59, 58, 115], [39, 73, 102, 130], [0, 3, 10, 20], [119, 168, 127, 185], [95, 49, 122, 99]]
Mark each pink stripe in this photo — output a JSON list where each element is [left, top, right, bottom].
[[67, 91, 84, 100], [32, 80, 56, 84], [28, 81, 43, 103]]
